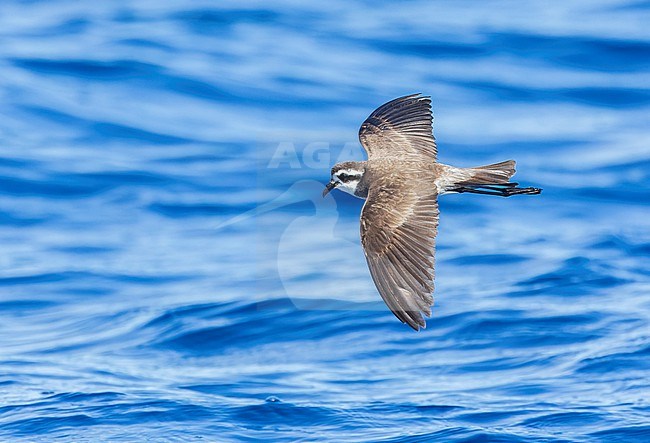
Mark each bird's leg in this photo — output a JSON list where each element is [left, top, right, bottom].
[[452, 183, 542, 197]]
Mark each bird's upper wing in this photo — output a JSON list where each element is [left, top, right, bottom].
[[358, 93, 437, 161], [360, 184, 439, 330]]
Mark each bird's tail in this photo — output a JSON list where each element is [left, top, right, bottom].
[[467, 160, 516, 184], [450, 160, 541, 197]]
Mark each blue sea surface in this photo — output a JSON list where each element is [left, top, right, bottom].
[[1, 0, 649, 441]]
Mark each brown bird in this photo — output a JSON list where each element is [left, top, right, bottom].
[[323, 93, 541, 330]]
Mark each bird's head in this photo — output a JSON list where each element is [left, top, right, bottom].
[[322, 161, 366, 197]]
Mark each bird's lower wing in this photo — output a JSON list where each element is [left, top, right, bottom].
[[360, 188, 439, 330]]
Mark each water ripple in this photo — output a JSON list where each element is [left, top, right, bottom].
[[0, 0, 648, 441]]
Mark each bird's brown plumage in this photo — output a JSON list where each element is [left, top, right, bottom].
[[361, 186, 439, 329], [333, 93, 540, 330], [358, 94, 440, 330], [359, 93, 437, 161]]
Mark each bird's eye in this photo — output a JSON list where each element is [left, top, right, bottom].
[[339, 173, 349, 181]]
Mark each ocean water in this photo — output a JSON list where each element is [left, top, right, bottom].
[[1, 0, 649, 441]]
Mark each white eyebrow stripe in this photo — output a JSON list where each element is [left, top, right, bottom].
[[336, 169, 362, 176]]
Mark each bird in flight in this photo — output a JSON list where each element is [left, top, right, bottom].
[[323, 94, 541, 330]]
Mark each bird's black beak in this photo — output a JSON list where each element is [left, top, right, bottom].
[[322, 180, 339, 197]]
